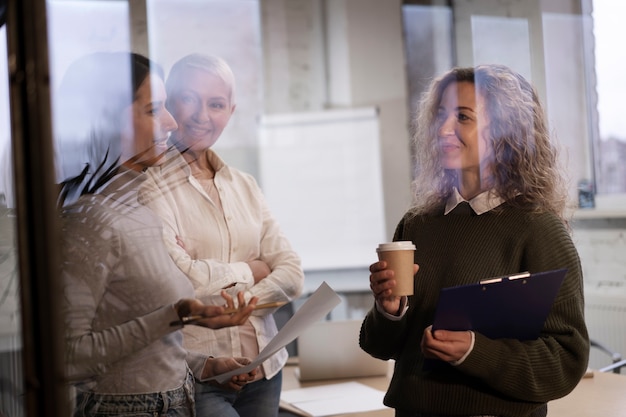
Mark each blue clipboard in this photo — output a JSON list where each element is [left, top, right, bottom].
[[431, 268, 567, 340]]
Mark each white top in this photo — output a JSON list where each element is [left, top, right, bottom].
[[141, 149, 305, 378], [61, 169, 195, 394]]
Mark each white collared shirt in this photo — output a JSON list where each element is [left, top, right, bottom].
[[444, 187, 505, 215], [141, 150, 304, 379]]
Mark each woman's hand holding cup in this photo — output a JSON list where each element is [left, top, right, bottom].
[[370, 241, 418, 316]]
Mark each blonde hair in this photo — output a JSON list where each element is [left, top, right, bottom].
[[410, 64, 569, 222], [165, 53, 236, 105]]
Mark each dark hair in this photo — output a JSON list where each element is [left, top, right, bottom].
[[55, 52, 164, 206]]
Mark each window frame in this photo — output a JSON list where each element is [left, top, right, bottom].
[[5, 0, 68, 415]]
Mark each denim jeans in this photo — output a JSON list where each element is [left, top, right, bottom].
[[74, 371, 195, 417], [194, 371, 282, 417]]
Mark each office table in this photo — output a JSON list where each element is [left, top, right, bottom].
[[280, 362, 393, 417], [281, 363, 626, 417], [548, 371, 626, 416]]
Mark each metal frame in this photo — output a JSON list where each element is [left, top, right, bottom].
[[591, 339, 623, 375], [5, 0, 68, 415]]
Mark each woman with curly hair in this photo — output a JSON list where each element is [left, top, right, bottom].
[[360, 64, 589, 417]]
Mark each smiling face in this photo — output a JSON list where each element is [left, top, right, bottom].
[[436, 81, 493, 177], [119, 74, 178, 171], [167, 67, 235, 153]]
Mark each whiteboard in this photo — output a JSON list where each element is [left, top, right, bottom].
[[258, 107, 386, 271]]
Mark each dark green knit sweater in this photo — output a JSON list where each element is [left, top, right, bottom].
[[359, 202, 589, 417]]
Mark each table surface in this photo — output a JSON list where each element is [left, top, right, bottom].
[[548, 370, 626, 416], [281, 363, 626, 417]]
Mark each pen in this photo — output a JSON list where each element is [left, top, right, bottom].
[[170, 301, 288, 326], [221, 301, 287, 315]]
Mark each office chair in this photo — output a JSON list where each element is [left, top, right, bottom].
[[590, 339, 625, 374]]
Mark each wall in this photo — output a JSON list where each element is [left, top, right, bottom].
[[260, 0, 327, 114], [573, 217, 626, 289], [571, 215, 626, 368], [262, 0, 413, 239]]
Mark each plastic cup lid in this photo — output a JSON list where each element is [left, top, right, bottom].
[[376, 241, 416, 252]]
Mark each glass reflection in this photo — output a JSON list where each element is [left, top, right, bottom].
[[54, 50, 260, 416]]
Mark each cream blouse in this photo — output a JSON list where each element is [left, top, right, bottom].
[[140, 149, 305, 379]]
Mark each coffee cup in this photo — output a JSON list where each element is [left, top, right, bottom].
[[376, 241, 416, 296]]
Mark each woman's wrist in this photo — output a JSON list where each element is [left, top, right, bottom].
[[174, 299, 190, 319]]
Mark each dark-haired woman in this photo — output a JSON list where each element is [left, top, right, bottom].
[[56, 52, 258, 417]]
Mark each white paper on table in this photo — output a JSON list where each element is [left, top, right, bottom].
[[207, 281, 342, 384], [281, 381, 387, 416]]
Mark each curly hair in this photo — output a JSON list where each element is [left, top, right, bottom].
[[410, 64, 569, 222]]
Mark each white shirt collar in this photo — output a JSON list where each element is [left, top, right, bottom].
[[444, 187, 505, 215]]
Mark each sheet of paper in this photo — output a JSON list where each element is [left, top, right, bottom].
[[281, 381, 387, 416], [209, 281, 342, 383]]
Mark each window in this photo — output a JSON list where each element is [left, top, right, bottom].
[[403, 0, 626, 211], [591, 0, 626, 199]]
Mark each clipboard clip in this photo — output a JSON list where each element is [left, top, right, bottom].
[[480, 271, 531, 285]]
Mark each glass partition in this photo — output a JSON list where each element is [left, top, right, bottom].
[[2, 0, 626, 415]]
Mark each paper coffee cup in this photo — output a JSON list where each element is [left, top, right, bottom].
[[376, 241, 416, 296]]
